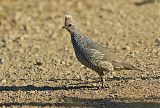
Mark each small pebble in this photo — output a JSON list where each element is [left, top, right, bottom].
[[0, 58, 4, 64], [60, 60, 66, 65], [30, 90, 36, 94], [1, 79, 7, 83], [155, 37, 160, 46], [122, 46, 130, 51], [92, 83, 97, 87], [155, 37, 160, 42], [34, 61, 43, 66], [108, 94, 115, 98]]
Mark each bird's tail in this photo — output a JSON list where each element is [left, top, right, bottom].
[[120, 62, 144, 72]]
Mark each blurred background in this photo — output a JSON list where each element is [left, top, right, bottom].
[[0, 0, 159, 107]]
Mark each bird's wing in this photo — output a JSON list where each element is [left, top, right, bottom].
[[87, 41, 121, 62], [82, 39, 143, 71], [83, 41, 125, 69], [81, 46, 114, 71]]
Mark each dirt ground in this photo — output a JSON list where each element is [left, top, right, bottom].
[[0, 0, 160, 107]]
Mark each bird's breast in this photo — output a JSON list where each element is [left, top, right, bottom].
[[71, 36, 90, 65]]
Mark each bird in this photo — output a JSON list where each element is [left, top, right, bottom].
[[62, 15, 143, 88]]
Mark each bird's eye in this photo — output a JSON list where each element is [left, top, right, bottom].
[[68, 24, 72, 27]]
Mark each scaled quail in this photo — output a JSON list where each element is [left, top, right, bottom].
[[62, 15, 143, 88]]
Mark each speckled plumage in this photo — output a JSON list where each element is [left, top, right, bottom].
[[70, 31, 114, 76], [63, 15, 143, 88]]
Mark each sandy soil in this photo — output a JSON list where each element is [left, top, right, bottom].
[[0, 0, 160, 107]]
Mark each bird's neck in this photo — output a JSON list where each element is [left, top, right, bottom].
[[71, 31, 90, 48], [69, 27, 80, 35], [70, 30, 81, 37]]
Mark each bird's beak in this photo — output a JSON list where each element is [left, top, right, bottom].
[[62, 26, 66, 29]]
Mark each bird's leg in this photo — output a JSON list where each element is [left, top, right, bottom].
[[100, 75, 105, 88]]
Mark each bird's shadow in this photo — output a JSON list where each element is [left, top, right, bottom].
[[109, 75, 160, 81], [0, 84, 97, 91], [0, 76, 159, 107], [0, 75, 159, 91]]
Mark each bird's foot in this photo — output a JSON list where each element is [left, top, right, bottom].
[[97, 83, 108, 89], [98, 76, 106, 89]]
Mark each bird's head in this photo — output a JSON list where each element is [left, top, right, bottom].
[[62, 15, 79, 33]]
